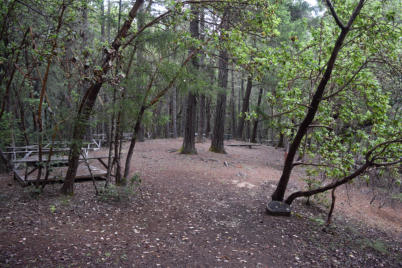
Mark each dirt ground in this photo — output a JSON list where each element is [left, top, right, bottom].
[[0, 138, 401, 267]]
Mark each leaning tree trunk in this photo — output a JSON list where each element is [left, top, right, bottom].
[[271, 0, 365, 202], [61, 0, 144, 195], [181, 5, 199, 154], [210, 8, 229, 153], [237, 75, 252, 140]]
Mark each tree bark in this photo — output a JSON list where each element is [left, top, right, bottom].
[[210, 8, 229, 153], [107, 0, 111, 43], [251, 88, 263, 143], [230, 66, 236, 139], [61, 0, 145, 195], [181, 5, 199, 154], [237, 75, 252, 140], [182, 92, 197, 153], [171, 88, 177, 138], [271, 0, 365, 201], [205, 96, 211, 137], [100, 0, 105, 42], [197, 8, 206, 143], [136, 3, 146, 143], [285, 162, 370, 205]]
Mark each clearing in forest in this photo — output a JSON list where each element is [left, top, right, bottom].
[[0, 138, 401, 267]]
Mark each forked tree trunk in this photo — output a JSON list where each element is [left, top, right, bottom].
[[271, 0, 365, 202], [61, 0, 144, 195]]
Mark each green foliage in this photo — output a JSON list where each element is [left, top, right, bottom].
[[97, 173, 142, 203], [0, 113, 14, 147], [23, 186, 42, 199], [1, 0, 400, 202], [49, 204, 57, 213], [391, 193, 402, 202], [262, 0, 402, 193], [309, 216, 325, 225], [357, 238, 389, 255]]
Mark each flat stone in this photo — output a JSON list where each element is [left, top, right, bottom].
[[266, 200, 291, 216]]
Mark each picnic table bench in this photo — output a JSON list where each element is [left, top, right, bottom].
[[227, 143, 262, 149]]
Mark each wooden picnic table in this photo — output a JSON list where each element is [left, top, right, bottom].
[[12, 156, 111, 186]]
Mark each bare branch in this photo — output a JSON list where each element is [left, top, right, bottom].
[[325, 0, 346, 30], [366, 138, 402, 163], [292, 162, 335, 168], [285, 162, 370, 205], [286, 137, 401, 204], [346, 0, 366, 29], [373, 159, 402, 167], [323, 59, 368, 100], [15, 0, 47, 17], [122, 10, 171, 50]]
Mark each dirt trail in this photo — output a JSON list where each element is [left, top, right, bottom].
[[0, 138, 401, 267], [120, 138, 402, 236]]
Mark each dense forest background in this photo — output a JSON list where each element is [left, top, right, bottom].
[[0, 0, 400, 203]]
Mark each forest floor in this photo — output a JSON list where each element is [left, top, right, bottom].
[[0, 138, 401, 267]]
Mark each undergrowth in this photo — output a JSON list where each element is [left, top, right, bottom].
[[97, 173, 142, 203]]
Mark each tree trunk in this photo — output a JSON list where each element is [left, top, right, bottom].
[[205, 96, 211, 137], [123, 106, 145, 179], [136, 3, 146, 143], [238, 77, 243, 122], [197, 94, 205, 142], [196, 8, 206, 143], [107, 0, 111, 43], [100, 0, 105, 42], [271, 0, 365, 201], [182, 93, 197, 153], [251, 88, 263, 143], [205, 59, 214, 138], [113, 0, 124, 185], [180, 98, 186, 136], [61, 0, 145, 195], [230, 66, 236, 139], [181, 5, 199, 154], [237, 75, 252, 140], [171, 88, 177, 138], [210, 8, 229, 154]]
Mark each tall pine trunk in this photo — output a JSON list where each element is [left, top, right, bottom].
[[230, 66, 236, 139], [210, 8, 229, 153], [196, 8, 206, 143], [171, 88, 177, 138], [181, 5, 199, 154]]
